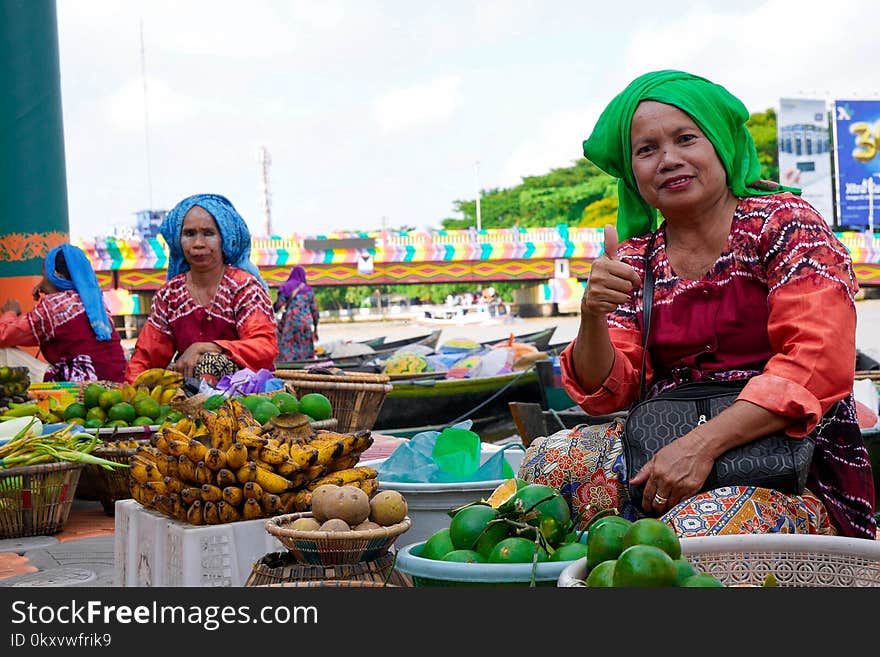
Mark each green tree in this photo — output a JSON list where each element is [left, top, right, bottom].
[[746, 108, 778, 182]]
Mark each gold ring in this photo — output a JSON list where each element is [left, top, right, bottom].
[[653, 493, 668, 505]]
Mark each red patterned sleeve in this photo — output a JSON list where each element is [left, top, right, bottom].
[[738, 197, 858, 436], [0, 310, 39, 347], [213, 272, 279, 371]]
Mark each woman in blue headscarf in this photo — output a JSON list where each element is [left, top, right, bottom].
[[0, 244, 127, 382], [125, 193, 278, 383]]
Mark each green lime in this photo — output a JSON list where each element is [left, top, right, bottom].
[[299, 393, 332, 421], [442, 549, 486, 563], [85, 406, 107, 423], [585, 559, 617, 587], [253, 401, 281, 425], [203, 394, 226, 411], [132, 416, 155, 427], [586, 517, 631, 570], [673, 558, 699, 585], [473, 519, 511, 559], [106, 419, 129, 429], [84, 418, 104, 429], [242, 395, 265, 413], [680, 574, 725, 588], [549, 541, 589, 562], [421, 528, 455, 561], [503, 483, 571, 547], [271, 391, 300, 414], [108, 402, 137, 424], [621, 518, 682, 560], [63, 402, 87, 421], [488, 536, 546, 563], [449, 504, 499, 551], [98, 388, 123, 411], [612, 544, 677, 587], [133, 397, 161, 421], [82, 384, 105, 409]]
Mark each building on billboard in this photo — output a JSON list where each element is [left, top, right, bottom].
[[832, 99, 880, 232], [777, 98, 834, 226], [135, 209, 167, 238]]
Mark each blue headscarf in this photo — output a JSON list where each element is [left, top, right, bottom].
[[45, 244, 114, 341], [158, 193, 267, 289]]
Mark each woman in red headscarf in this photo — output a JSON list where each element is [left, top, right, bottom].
[[274, 266, 319, 361]]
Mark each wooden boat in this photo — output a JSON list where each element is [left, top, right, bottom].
[[415, 302, 514, 326], [372, 368, 543, 438]]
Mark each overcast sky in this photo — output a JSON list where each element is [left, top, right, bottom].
[[56, 0, 880, 241]]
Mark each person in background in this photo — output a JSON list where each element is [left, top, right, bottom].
[[0, 244, 126, 382], [519, 70, 875, 539], [125, 193, 278, 384], [274, 265, 319, 361]]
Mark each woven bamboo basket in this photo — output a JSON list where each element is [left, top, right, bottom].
[[79, 440, 149, 516], [0, 461, 85, 538], [265, 511, 411, 566], [273, 371, 393, 433], [246, 549, 411, 587]]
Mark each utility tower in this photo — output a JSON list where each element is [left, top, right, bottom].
[[257, 145, 272, 237]]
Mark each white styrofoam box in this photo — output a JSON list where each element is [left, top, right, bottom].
[[114, 499, 283, 587], [361, 442, 526, 547]]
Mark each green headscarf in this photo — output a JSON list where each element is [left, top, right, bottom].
[[583, 69, 799, 241]]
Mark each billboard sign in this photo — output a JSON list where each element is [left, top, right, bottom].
[[777, 98, 834, 226], [832, 99, 880, 231]]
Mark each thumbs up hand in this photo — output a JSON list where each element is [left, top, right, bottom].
[[581, 223, 643, 318]]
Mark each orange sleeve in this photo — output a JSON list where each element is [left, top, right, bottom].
[[559, 327, 646, 415], [0, 310, 39, 348], [739, 277, 856, 436], [125, 321, 175, 384]]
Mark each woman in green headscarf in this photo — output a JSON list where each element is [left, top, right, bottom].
[[518, 70, 875, 540]]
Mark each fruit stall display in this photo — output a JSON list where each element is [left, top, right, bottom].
[[130, 393, 377, 525]]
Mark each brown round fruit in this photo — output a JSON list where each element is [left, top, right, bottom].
[[353, 520, 382, 531], [369, 490, 408, 526], [319, 518, 351, 532], [316, 486, 371, 526], [309, 484, 341, 522], [289, 517, 321, 532]]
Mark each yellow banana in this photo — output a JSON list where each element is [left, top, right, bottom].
[[331, 466, 377, 486], [235, 428, 267, 449], [159, 370, 184, 388], [275, 457, 303, 477], [120, 384, 137, 403], [186, 500, 205, 525], [222, 486, 244, 507], [129, 460, 162, 484], [133, 367, 165, 389], [177, 455, 196, 483], [164, 436, 190, 459], [180, 486, 202, 506], [135, 444, 161, 462], [169, 494, 186, 522], [356, 477, 379, 498], [163, 454, 180, 480], [217, 500, 241, 523], [193, 461, 214, 486], [153, 431, 170, 455], [160, 387, 177, 406], [283, 490, 312, 513], [260, 492, 281, 515], [186, 438, 209, 465], [141, 479, 168, 496], [241, 498, 263, 520], [163, 476, 183, 496], [200, 484, 223, 503], [151, 494, 172, 517], [149, 384, 164, 403], [203, 501, 220, 525], [215, 468, 236, 488], [253, 466, 294, 494], [286, 443, 319, 469], [311, 439, 345, 467], [243, 481, 264, 501], [204, 448, 227, 471], [258, 445, 286, 465], [225, 443, 248, 470], [327, 454, 360, 473], [235, 461, 258, 484]]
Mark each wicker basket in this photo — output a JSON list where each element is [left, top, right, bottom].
[[246, 549, 411, 587], [265, 511, 411, 566], [0, 461, 86, 538], [273, 371, 393, 433], [78, 440, 149, 516], [557, 533, 880, 587]]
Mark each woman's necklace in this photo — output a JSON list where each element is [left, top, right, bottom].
[[186, 270, 223, 308]]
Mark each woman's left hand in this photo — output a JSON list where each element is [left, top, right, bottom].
[[629, 433, 714, 515], [170, 342, 220, 379]]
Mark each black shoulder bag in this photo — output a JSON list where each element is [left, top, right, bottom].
[[622, 240, 820, 509]]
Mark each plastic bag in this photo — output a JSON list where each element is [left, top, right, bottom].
[[216, 368, 283, 395], [375, 420, 523, 483]]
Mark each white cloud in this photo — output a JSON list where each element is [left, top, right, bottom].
[[371, 75, 464, 135], [105, 76, 201, 133]]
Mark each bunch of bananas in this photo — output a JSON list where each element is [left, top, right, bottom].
[[125, 368, 185, 407], [0, 366, 31, 413], [129, 396, 377, 525]]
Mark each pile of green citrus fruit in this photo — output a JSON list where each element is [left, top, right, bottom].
[[579, 515, 725, 587], [204, 390, 333, 426], [418, 480, 588, 565], [62, 383, 178, 430]]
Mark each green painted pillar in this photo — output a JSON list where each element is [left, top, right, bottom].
[[0, 0, 69, 304]]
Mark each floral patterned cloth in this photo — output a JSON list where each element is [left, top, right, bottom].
[[518, 419, 835, 536], [276, 284, 319, 361]]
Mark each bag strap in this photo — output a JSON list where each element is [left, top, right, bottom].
[[638, 233, 657, 402]]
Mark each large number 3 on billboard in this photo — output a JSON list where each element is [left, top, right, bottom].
[[849, 121, 879, 163]]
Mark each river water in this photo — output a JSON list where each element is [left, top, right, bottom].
[[319, 298, 880, 441]]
